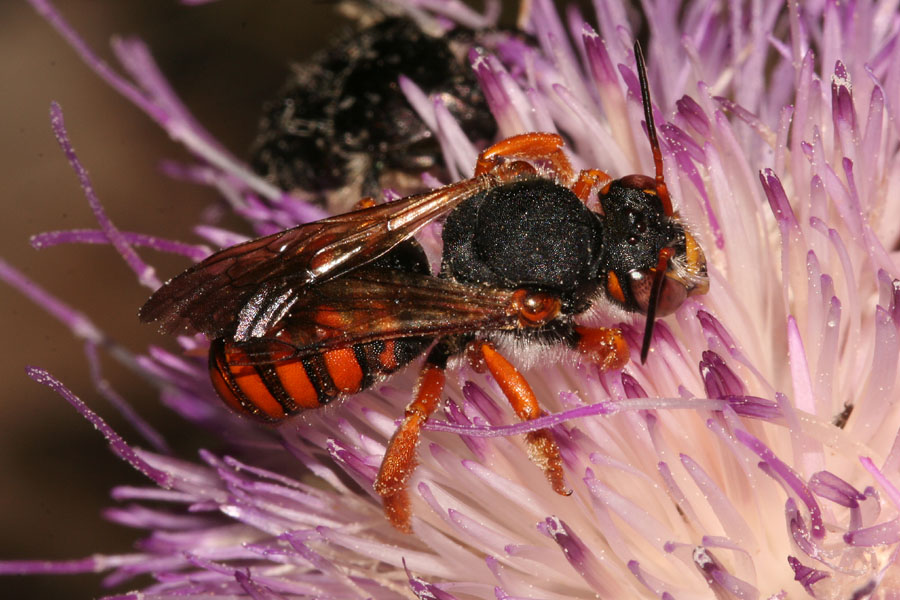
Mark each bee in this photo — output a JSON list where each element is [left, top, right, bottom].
[[141, 43, 708, 532], [250, 15, 497, 213]]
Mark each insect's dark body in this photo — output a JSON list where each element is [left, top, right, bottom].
[[206, 177, 591, 420], [207, 175, 688, 421], [142, 41, 709, 532], [209, 335, 432, 420], [444, 178, 608, 306], [209, 240, 434, 421], [251, 17, 496, 210]]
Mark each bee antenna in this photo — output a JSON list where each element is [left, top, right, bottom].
[[640, 247, 675, 363], [633, 41, 673, 217]]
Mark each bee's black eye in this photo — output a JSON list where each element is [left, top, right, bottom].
[[627, 236, 638, 245]]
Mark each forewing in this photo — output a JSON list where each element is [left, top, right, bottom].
[[233, 267, 520, 362], [140, 175, 494, 338]]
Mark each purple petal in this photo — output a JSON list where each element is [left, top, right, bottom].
[[443, 398, 488, 460], [661, 120, 707, 164], [676, 95, 711, 137], [621, 372, 648, 399], [809, 471, 866, 508], [657, 462, 702, 525], [854, 309, 900, 433], [30, 228, 211, 261], [48, 103, 160, 288], [399, 75, 438, 131], [680, 454, 755, 546], [410, 0, 499, 29], [713, 96, 773, 143], [831, 61, 859, 157], [326, 439, 378, 487], [691, 547, 758, 599], [626, 560, 672, 597], [582, 23, 617, 85], [405, 560, 462, 600], [786, 315, 816, 415], [103, 505, 213, 531], [529, 0, 591, 109], [462, 381, 505, 425], [759, 168, 799, 228], [85, 342, 170, 454], [697, 310, 739, 355], [844, 519, 900, 547], [0, 555, 144, 575], [112, 35, 226, 155], [699, 351, 746, 398], [539, 516, 610, 594], [433, 95, 477, 179], [235, 569, 290, 600], [860, 456, 900, 511], [724, 395, 782, 420], [469, 49, 532, 135], [0, 258, 104, 346], [736, 430, 825, 538], [422, 397, 724, 437], [26, 367, 173, 487], [787, 556, 830, 595]]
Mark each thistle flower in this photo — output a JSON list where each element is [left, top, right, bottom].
[[4, 0, 900, 598]]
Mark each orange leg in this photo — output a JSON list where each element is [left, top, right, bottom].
[[573, 326, 630, 371], [470, 340, 570, 496], [572, 169, 613, 204], [375, 344, 450, 532], [475, 133, 574, 184]]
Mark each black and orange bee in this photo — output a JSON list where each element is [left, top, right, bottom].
[[140, 43, 708, 532]]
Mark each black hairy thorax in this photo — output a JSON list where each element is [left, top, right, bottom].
[[440, 178, 605, 311]]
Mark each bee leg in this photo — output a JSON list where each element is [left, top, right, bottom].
[[468, 340, 571, 496], [375, 340, 452, 533], [474, 133, 574, 183], [571, 169, 613, 204], [572, 326, 630, 371]]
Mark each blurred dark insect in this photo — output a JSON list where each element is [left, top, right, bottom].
[[250, 15, 497, 212]]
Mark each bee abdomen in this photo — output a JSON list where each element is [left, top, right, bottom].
[[208, 337, 430, 421]]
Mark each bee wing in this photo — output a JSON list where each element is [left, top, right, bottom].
[[232, 267, 520, 362], [140, 175, 494, 338]]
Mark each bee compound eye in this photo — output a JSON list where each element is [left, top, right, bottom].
[[629, 269, 689, 317], [628, 270, 653, 313], [512, 289, 562, 327]]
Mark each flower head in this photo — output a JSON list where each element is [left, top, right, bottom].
[[4, 0, 900, 598]]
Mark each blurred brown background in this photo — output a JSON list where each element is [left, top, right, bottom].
[[1, 2, 351, 597]]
